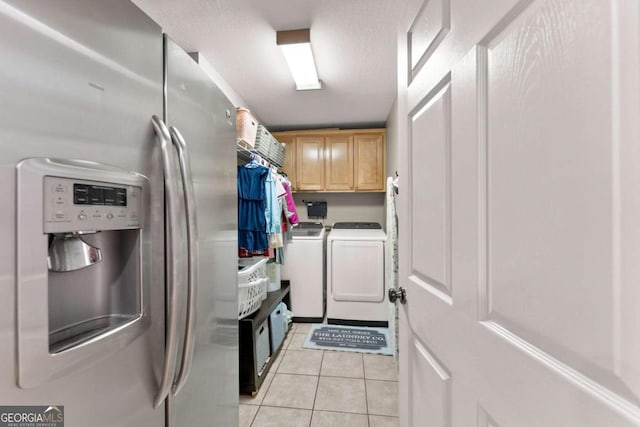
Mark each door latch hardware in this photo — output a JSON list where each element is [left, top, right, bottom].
[[388, 287, 406, 304]]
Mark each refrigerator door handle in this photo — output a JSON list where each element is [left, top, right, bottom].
[[151, 115, 183, 408], [169, 126, 199, 396]]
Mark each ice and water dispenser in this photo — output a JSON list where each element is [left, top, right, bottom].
[[44, 175, 143, 353], [16, 158, 150, 387]]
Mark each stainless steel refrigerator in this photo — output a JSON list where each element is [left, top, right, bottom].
[[0, 1, 238, 426]]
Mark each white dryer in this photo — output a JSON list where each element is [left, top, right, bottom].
[[281, 222, 325, 322], [327, 222, 387, 326]]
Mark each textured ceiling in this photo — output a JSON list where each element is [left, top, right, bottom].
[[132, 0, 399, 130]]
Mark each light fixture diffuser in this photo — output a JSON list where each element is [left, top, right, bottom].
[[277, 29, 321, 91]]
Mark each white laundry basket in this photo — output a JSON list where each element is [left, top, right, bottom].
[[238, 257, 269, 319]]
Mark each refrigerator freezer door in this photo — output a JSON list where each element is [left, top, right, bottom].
[[0, 1, 165, 426], [164, 36, 239, 427]]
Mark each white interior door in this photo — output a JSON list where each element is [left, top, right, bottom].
[[397, 0, 640, 425]]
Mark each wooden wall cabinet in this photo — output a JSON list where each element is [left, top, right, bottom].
[[324, 135, 354, 191], [296, 136, 325, 191], [273, 128, 385, 192], [354, 133, 384, 191]]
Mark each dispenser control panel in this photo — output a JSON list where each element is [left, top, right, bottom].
[[44, 176, 143, 233]]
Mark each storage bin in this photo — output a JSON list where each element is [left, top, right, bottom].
[[267, 139, 284, 167], [269, 302, 288, 353], [254, 125, 274, 158], [237, 108, 258, 148], [238, 257, 269, 319], [253, 125, 285, 167], [254, 319, 271, 377], [273, 142, 286, 167]]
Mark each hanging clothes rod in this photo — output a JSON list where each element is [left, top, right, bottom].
[[236, 143, 270, 167]]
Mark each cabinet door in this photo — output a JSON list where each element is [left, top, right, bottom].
[[296, 136, 324, 191], [274, 133, 296, 190], [354, 133, 385, 191], [324, 135, 354, 191]]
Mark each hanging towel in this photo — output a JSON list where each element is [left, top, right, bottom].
[[281, 181, 299, 225], [385, 176, 400, 357]]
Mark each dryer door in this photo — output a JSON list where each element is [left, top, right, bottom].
[[330, 240, 384, 302]]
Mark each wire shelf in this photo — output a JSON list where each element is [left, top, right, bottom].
[[236, 141, 283, 168]]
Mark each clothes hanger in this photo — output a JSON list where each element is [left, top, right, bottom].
[[244, 152, 262, 168]]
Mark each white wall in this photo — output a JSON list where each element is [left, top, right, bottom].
[[293, 192, 385, 227], [386, 98, 399, 178]]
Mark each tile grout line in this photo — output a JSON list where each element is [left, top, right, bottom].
[[361, 352, 372, 427], [257, 402, 372, 414], [252, 343, 322, 426], [256, 404, 372, 419], [247, 404, 258, 427], [252, 405, 397, 422], [268, 372, 320, 378], [250, 345, 287, 427], [309, 350, 325, 427], [365, 379, 399, 419], [274, 369, 366, 379]]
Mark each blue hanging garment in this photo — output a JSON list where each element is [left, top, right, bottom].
[[238, 163, 269, 251]]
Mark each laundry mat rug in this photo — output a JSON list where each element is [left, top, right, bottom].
[[303, 324, 393, 355]]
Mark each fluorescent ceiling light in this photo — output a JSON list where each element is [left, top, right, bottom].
[[277, 29, 321, 91]]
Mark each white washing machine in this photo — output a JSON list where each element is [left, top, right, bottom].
[[327, 222, 387, 326], [281, 222, 325, 322]]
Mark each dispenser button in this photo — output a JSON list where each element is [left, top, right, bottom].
[[78, 213, 87, 220], [53, 196, 66, 207], [106, 212, 114, 219], [53, 184, 66, 193]]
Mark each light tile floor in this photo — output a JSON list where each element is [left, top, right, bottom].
[[240, 322, 399, 427]]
